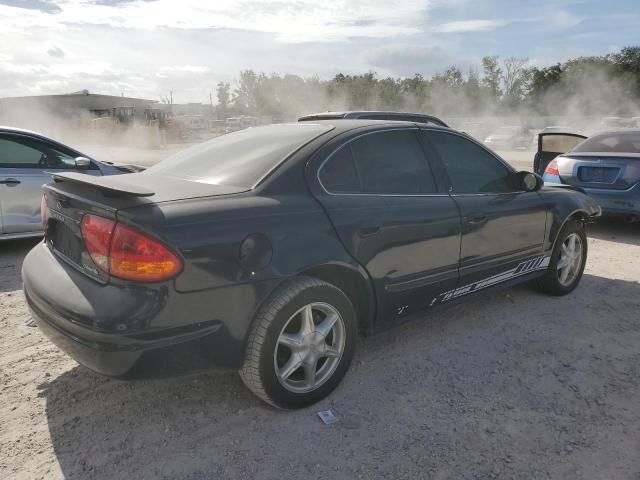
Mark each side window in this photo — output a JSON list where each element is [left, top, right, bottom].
[[0, 138, 45, 167], [426, 131, 517, 193], [0, 136, 84, 169], [351, 130, 436, 194], [318, 145, 360, 193]]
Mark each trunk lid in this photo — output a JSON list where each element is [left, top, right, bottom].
[[43, 172, 247, 282], [557, 153, 640, 190]]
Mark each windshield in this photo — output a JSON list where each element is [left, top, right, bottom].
[[572, 131, 640, 154], [146, 123, 332, 188]]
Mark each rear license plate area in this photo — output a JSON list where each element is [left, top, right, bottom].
[[48, 216, 83, 264], [578, 166, 618, 183]]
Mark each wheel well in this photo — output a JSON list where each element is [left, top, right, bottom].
[[568, 211, 589, 225], [299, 264, 375, 331], [550, 210, 589, 252]]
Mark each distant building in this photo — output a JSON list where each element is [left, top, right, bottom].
[[0, 90, 159, 125]]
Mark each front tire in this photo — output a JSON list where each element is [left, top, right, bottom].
[[240, 277, 357, 409], [536, 220, 587, 295]]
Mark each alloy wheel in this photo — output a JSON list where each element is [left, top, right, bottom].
[[557, 232, 583, 287], [273, 302, 345, 394]]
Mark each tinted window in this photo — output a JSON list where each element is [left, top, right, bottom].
[[319, 146, 360, 193], [320, 130, 437, 194], [147, 123, 332, 188], [572, 131, 640, 153], [427, 131, 516, 193], [0, 136, 79, 169]]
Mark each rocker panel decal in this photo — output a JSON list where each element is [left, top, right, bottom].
[[430, 256, 550, 306]]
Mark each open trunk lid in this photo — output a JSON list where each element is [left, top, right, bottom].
[[43, 172, 248, 283], [557, 153, 640, 190]]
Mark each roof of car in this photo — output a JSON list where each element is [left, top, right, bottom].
[[298, 111, 448, 126], [297, 118, 453, 135], [0, 125, 47, 137]]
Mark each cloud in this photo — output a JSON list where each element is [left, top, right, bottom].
[[46, 45, 65, 58], [0, 0, 61, 13], [432, 19, 508, 33], [0, 0, 432, 42]]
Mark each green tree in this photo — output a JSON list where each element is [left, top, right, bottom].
[[481, 56, 503, 99], [215, 81, 230, 118]]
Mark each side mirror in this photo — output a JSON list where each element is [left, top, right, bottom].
[[516, 171, 544, 192], [74, 157, 92, 169]]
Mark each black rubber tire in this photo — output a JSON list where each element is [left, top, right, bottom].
[[239, 276, 357, 409], [535, 219, 587, 296]]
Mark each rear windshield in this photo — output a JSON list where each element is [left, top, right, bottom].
[[146, 123, 332, 188], [572, 131, 640, 154]]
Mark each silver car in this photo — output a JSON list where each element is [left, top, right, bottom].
[[0, 127, 137, 240], [535, 130, 640, 222]]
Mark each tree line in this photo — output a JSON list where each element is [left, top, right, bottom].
[[213, 46, 640, 120]]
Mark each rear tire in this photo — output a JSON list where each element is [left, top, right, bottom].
[[536, 220, 587, 295], [240, 277, 357, 409]]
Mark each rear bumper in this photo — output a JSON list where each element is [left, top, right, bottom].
[[22, 243, 280, 377], [583, 183, 640, 216], [544, 176, 640, 217]]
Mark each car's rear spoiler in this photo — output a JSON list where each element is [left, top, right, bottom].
[[49, 172, 155, 197]]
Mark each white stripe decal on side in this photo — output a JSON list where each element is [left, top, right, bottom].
[[429, 255, 550, 307]]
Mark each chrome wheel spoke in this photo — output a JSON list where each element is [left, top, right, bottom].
[[303, 361, 317, 388], [323, 345, 340, 358], [300, 305, 315, 335], [279, 356, 303, 381], [557, 257, 569, 269], [559, 264, 570, 283], [278, 333, 303, 350], [315, 313, 338, 337]]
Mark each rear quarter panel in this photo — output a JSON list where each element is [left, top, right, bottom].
[[116, 190, 372, 308]]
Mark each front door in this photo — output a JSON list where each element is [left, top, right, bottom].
[[0, 134, 100, 235], [424, 130, 548, 301], [311, 128, 461, 324]]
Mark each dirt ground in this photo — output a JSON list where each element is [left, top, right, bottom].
[[1, 149, 640, 479]]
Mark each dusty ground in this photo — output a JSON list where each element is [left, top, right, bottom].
[[1, 148, 639, 479]]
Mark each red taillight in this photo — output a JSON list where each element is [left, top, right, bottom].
[[110, 223, 182, 281], [80, 214, 181, 282], [81, 215, 115, 272], [545, 159, 560, 176], [40, 194, 48, 228]]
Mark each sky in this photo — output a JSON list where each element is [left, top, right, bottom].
[[0, 0, 638, 103]]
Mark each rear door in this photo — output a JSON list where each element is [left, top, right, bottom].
[[533, 132, 586, 175], [310, 128, 461, 324], [424, 130, 548, 301], [0, 134, 101, 235]]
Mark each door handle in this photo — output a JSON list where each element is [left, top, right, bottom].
[[0, 178, 21, 186], [358, 224, 381, 237], [467, 214, 488, 225]]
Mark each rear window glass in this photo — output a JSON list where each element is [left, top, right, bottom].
[[572, 132, 640, 154], [541, 134, 585, 153], [147, 124, 331, 188]]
